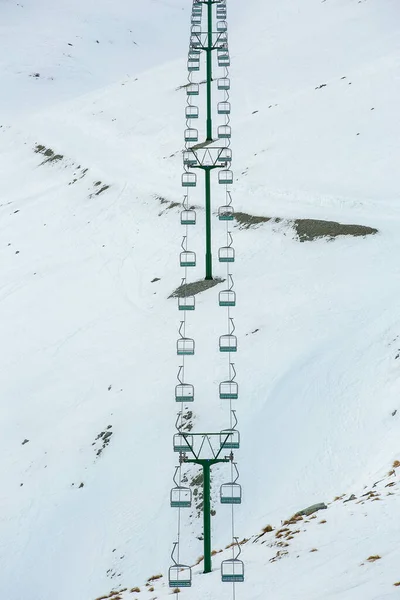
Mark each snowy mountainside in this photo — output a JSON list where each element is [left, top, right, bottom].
[[0, 0, 400, 599]]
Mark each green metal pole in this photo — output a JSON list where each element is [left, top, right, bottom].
[[202, 461, 212, 573], [205, 167, 212, 280], [206, 0, 213, 141]]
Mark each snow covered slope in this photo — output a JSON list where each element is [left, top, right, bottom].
[[0, 0, 400, 599]]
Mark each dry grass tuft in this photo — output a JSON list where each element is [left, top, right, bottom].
[[393, 460, 400, 469], [262, 524, 273, 533], [130, 587, 141, 593], [394, 582, 400, 587], [319, 520, 327, 524], [310, 548, 318, 552], [147, 574, 163, 582], [194, 555, 204, 565], [366, 555, 381, 562]]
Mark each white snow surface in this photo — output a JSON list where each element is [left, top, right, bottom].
[[0, 0, 400, 598]]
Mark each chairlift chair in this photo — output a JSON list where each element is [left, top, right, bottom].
[[169, 564, 192, 587], [218, 101, 231, 115], [181, 208, 196, 224], [219, 379, 238, 399], [183, 151, 197, 168], [190, 35, 201, 49], [191, 24, 202, 35], [188, 60, 200, 72], [184, 128, 199, 143], [191, 14, 202, 24], [170, 486, 192, 508], [185, 105, 199, 119], [221, 559, 244, 583], [175, 382, 194, 403], [217, 20, 228, 32], [219, 245, 235, 262], [218, 205, 234, 221], [219, 170, 233, 185], [217, 77, 230, 90], [173, 433, 194, 452], [218, 125, 232, 139], [220, 482, 242, 504], [180, 250, 196, 267], [216, 148, 232, 164], [220, 428, 240, 449], [186, 83, 199, 96], [219, 334, 237, 352], [182, 172, 197, 187], [219, 288, 236, 306], [178, 295, 195, 311], [218, 56, 230, 67]]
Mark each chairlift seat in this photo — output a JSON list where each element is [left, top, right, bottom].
[[218, 125, 232, 139], [177, 336, 195, 355], [185, 105, 199, 119], [171, 486, 192, 508], [185, 128, 199, 143], [178, 295, 195, 311], [169, 564, 192, 587], [175, 383, 194, 402], [221, 559, 244, 583], [220, 482, 242, 504], [219, 334, 237, 352], [216, 148, 232, 164], [219, 246, 235, 263], [218, 101, 231, 115], [218, 206, 234, 221], [219, 289, 236, 306], [173, 433, 194, 453], [180, 251, 196, 267], [182, 172, 197, 187], [217, 77, 230, 90], [220, 429, 240, 449], [187, 83, 199, 96], [219, 170, 233, 185], [219, 379, 238, 399], [181, 209, 196, 224], [183, 151, 197, 167]]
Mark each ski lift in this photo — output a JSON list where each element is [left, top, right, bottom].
[[220, 428, 240, 449], [219, 288, 236, 306], [180, 251, 196, 267], [218, 125, 232, 139], [191, 13, 202, 24], [190, 35, 201, 49], [178, 295, 195, 311], [181, 208, 196, 224], [219, 374, 238, 398], [169, 543, 192, 587], [183, 151, 197, 167], [173, 432, 193, 452], [219, 246, 235, 262], [218, 101, 231, 115], [218, 56, 230, 67], [217, 11, 227, 20], [187, 83, 199, 96], [220, 464, 242, 504], [220, 319, 237, 352], [218, 205, 234, 221], [185, 105, 199, 119], [216, 147, 232, 164], [185, 128, 198, 143], [219, 334, 237, 352], [221, 559, 244, 583], [188, 59, 200, 72], [219, 170, 233, 185], [217, 77, 230, 90], [182, 171, 197, 187], [175, 382, 194, 402], [217, 33, 228, 46], [171, 467, 192, 507], [171, 486, 192, 508], [191, 24, 202, 35], [217, 20, 227, 32], [220, 482, 242, 504], [177, 337, 195, 355]]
